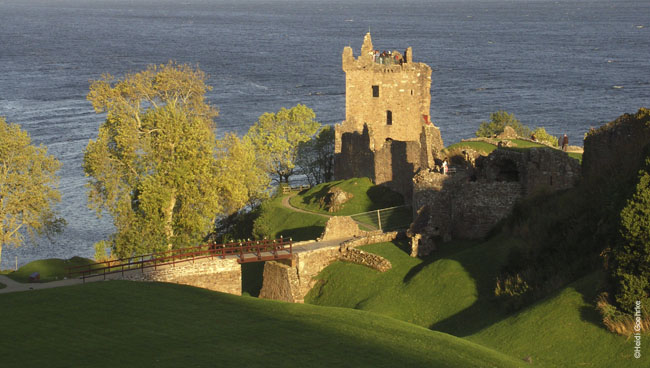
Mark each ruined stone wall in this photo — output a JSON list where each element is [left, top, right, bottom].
[[339, 248, 392, 272], [583, 108, 650, 184], [411, 147, 581, 242], [340, 33, 432, 149], [334, 33, 444, 201], [122, 258, 242, 295]]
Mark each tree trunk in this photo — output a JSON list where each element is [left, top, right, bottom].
[[164, 192, 176, 250]]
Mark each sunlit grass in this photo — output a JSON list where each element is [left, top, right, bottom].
[[0, 281, 523, 368]]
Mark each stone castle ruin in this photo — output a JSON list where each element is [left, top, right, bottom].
[[334, 33, 583, 257], [334, 33, 444, 200]]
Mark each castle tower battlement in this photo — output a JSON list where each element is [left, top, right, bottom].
[[334, 33, 443, 201], [338, 32, 433, 149]]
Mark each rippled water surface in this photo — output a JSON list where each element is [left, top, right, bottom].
[[1, 0, 649, 268]]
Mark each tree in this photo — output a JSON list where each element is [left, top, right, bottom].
[[612, 157, 650, 313], [215, 133, 270, 214], [476, 110, 531, 138], [83, 62, 223, 257], [296, 125, 335, 185], [247, 104, 320, 183], [0, 117, 64, 265]]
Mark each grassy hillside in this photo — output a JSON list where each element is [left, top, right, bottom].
[[306, 239, 638, 367], [6, 257, 95, 283], [257, 194, 328, 241], [469, 272, 640, 367], [307, 238, 515, 331], [0, 281, 523, 368], [289, 177, 404, 215]]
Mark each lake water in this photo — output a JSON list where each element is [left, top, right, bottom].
[[1, 0, 649, 268]]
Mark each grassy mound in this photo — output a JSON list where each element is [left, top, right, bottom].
[[0, 281, 523, 368], [306, 238, 515, 331], [289, 177, 404, 216], [257, 194, 328, 241], [6, 257, 95, 283], [306, 240, 637, 367], [469, 272, 639, 367], [0, 282, 5, 289]]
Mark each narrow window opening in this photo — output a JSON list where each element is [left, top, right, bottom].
[[372, 85, 379, 98], [386, 110, 393, 125], [411, 90, 414, 95]]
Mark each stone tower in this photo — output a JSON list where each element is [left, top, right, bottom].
[[334, 33, 444, 201]]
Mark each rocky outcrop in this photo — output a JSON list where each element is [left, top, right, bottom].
[[320, 187, 354, 212]]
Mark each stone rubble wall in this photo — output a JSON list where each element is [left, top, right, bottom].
[[121, 257, 242, 295], [319, 216, 367, 241], [339, 248, 392, 272]]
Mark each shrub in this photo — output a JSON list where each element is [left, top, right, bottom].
[[611, 158, 650, 313], [596, 292, 650, 336], [475, 110, 531, 138], [531, 127, 559, 147]]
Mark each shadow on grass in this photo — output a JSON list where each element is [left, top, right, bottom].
[[299, 182, 336, 207], [277, 225, 324, 242], [423, 237, 518, 337]]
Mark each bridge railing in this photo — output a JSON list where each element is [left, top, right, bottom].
[[66, 238, 293, 281]]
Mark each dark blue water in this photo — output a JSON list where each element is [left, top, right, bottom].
[[1, 0, 649, 268]]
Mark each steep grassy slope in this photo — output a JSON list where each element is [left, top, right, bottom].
[[289, 177, 404, 215], [469, 272, 641, 367], [306, 240, 637, 367], [6, 257, 95, 282], [0, 281, 523, 368]]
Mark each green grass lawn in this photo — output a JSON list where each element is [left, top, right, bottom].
[[443, 141, 498, 155], [263, 194, 328, 241], [468, 272, 640, 367], [0, 281, 523, 368], [289, 177, 404, 216], [306, 239, 639, 367], [6, 257, 95, 283], [306, 237, 515, 331]]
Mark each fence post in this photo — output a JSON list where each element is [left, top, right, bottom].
[[377, 209, 382, 231]]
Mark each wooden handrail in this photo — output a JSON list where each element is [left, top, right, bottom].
[[66, 238, 293, 280]]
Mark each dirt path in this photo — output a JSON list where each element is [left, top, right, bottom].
[[281, 193, 331, 218], [281, 193, 377, 231], [0, 274, 100, 294]]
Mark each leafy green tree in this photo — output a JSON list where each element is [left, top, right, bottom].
[[531, 127, 559, 147], [83, 62, 223, 257], [247, 104, 320, 183], [476, 110, 531, 138], [296, 125, 335, 185], [0, 117, 65, 265], [216, 133, 270, 214], [612, 157, 650, 313]]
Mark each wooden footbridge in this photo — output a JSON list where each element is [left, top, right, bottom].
[[67, 238, 293, 281]]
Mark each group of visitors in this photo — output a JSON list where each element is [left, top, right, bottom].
[[373, 50, 404, 65]]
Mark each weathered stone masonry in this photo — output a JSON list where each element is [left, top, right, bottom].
[[334, 33, 444, 201], [122, 257, 242, 295], [259, 231, 397, 303]]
